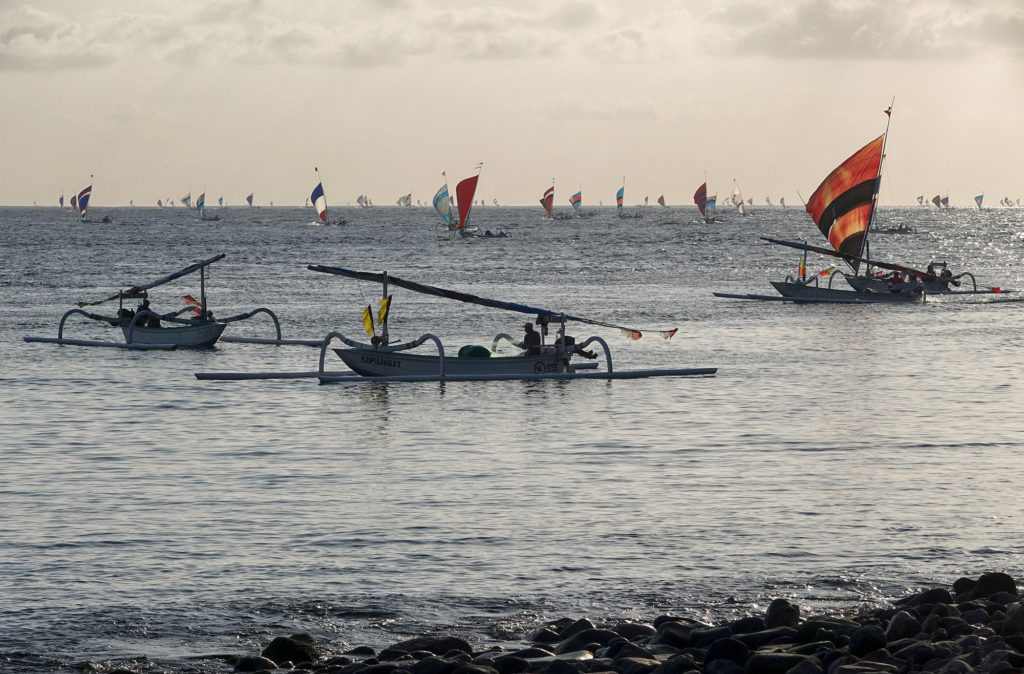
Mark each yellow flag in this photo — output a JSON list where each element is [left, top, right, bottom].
[[798, 256, 806, 277], [378, 295, 392, 326], [361, 305, 374, 336]]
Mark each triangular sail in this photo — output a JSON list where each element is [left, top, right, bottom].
[[731, 183, 746, 215], [975, 194, 984, 209], [804, 134, 884, 271], [246, 192, 254, 207], [432, 183, 453, 225], [455, 174, 479, 230], [570, 190, 582, 215], [657, 195, 666, 207], [196, 192, 206, 218], [181, 193, 192, 208], [616, 186, 624, 214], [311, 168, 329, 222], [694, 182, 708, 216], [59, 194, 64, 208], [931, 194, 941, 207], [540, 185, 554, 216], [77, 182, 92, 221], [71, 194, 78, 211], [311, 183, 327, 222]]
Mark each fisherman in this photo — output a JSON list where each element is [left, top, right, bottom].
[[939, 267, 960, 291], [136, 298, 161, 328], [521, 322, 541, 355]]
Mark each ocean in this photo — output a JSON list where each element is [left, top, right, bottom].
[[2, 203, 1023, 672]]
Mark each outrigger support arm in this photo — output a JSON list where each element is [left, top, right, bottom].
[[216, 307, 282, 341]]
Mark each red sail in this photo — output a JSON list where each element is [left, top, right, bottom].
[[540, 186, 554, 216], [455, 175, 479, 229], [805, 135, 883, 267]]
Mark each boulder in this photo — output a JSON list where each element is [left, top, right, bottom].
[[555, 629, 622, 655], [261, 636, 319, 666], [389, 637, 473, 657], [742, 652, 815, 674], [560, 619, 596, 639], [234, 654, 278, 672], [765, 599, 800, 628], [884, 611, 921, 641], [847, 625, 886, 657], [704, 637, 749, 666]]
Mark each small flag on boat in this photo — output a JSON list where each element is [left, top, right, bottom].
[[620, 328, 643, 341], [659, 328, 678, 340], [819, 266, 835, 277], [362, 305, 374, 336], [183, 295, 200, 306], [798, 257, 807, 278], [377, 295, 391, 326]]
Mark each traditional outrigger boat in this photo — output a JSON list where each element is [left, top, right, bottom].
[[715, 104, 1006, 304], [305, 266, 716, 383], [25, 254, 288, 350]]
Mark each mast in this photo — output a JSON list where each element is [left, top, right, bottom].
[[858, 98, 894, 270]]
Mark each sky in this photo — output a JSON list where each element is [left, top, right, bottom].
[[2, 0, 1023, 208]]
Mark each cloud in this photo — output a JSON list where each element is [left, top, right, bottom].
[[708, 0, 1024, 60]]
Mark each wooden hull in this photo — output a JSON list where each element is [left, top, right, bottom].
[[334, 347, 568, 377], [771, 281, 924, 303], [121, 321, 227, 347]]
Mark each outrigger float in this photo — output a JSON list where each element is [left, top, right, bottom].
[[715, 105, 1008, 305], [195, 267, 717, 383], [24, 254, 304, 350]]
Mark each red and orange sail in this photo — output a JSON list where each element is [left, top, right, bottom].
[[540, 185, 554, 216], [805, 134, 883, 270], [455, 175, 479, 230]]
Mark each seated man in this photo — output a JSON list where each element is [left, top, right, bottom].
[[521, 322, 541, 355]]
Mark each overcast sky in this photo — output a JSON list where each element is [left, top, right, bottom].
[[2, 0, 1022, 207]]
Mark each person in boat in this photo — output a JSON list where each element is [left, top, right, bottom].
[[521, 322, 541, 356], [939, 267, 960, 290], [136, 298, 161, 328], [886, 271, 906, 291]]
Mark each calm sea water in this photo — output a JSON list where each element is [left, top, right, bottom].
[[2, 203, 1023, 672]]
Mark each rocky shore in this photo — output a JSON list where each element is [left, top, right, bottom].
[[231, 573, 1024, 674]]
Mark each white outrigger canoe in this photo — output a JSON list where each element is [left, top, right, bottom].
[[303, 266, 716, 383], [25, 254, 288, 350]]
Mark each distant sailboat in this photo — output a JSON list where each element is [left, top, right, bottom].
[[218, 196, 224, 207], [181, 192, 192, 209], [975, 193, 984, 209], [396, 193, 412, 207], [657, 195, 666, 207], [356, 194, 368, 208], [616, 182, 624, 215], [246, 192, 254, 208], [931, 194, 941, 208], [570, 189, 583, 216], [694, 181, 717, 223], [731, 180, 747, 215], [765, 195, 772, 206], [157, 199, 163, 207], [58, 193, 64, 208], [310, 167, 343, 225], [540, 183, 554, 217], [196, 193, 206, 218], [77, 178, 93, 221], [70, 194, 78, 212], [917, 195, 925, 206], [941, 195, 949, 208], [780, 197, 786, 208]]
